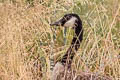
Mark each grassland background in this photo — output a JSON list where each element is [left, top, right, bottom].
[[0, 0, 120, 80]]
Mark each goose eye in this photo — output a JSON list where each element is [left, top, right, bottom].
[[64, 16, 71, 21]]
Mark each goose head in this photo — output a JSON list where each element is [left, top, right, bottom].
[[50, 13, 82, 29]]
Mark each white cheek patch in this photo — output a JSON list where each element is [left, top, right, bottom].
[[64, 17, 77, 28]]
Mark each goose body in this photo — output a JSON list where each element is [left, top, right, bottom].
[[50, 13, 112, 80]]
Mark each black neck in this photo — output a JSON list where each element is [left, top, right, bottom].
[[60, 20, 83, 67]]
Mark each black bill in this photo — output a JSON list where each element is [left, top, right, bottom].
[[50, 18, 65, 26]]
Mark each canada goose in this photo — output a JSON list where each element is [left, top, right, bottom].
[[50, 13, 112, 80]]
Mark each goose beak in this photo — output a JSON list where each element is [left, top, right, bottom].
[[50, 21, 61, 26], [50, 18, 63, 26]]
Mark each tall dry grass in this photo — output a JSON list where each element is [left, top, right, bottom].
[[0, 0, 120, 80]]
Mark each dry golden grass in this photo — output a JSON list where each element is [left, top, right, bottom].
[[0, 0, 120, 80]]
